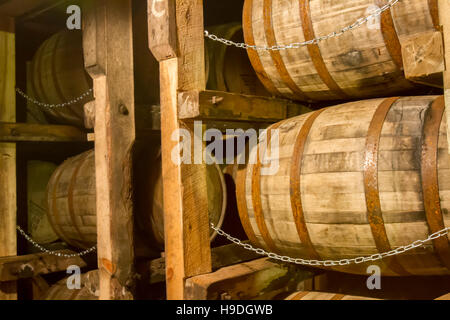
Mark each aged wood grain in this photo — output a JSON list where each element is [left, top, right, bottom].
[[239, 96, 450, 276], [0, 18, 17, 300]]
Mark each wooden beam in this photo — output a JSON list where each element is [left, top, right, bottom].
[[0, 122, 87, 142], [439, 0, 450, 151], [0, 251, 87, 282], [401, 31, 444, 88], [0, 15, 16, 300], [178, 90, 310, 122], [137, 242, 261, 285], [185, 258, 317, 300], [82, 0, 136, 300], [149, 0, 212, 300]]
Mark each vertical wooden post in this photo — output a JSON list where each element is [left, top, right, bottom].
[[0, 15, 17, 300], [82, 0, 136, 300], [149, 0, 212, 300], [439, 0, 450, 150]]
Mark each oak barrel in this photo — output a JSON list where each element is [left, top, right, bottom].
[[41, 270, 98, 300], [242, 0, 439, 101], [47, 149, 227, 249], [237, 96, 450, 276], [27, 161, 59, 244], [30, 30, 93, 127], [206, 23, 269, 96], [286, 291, 378, 300]]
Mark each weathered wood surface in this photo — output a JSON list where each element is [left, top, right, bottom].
[[0, 17, 17, 300], [238, 96, 450, 276], [439, 0, 450, 152], [401, 31, 444, 88], [185, 258, 316, 300], [205, 23, 269, 96], [148, 0, 177, 61], [47, 150, 97, 249], [82, 0, 136, 300], [0, 251, 87, 282], [243, 0, 442, 101], [30, 276, 49, 300], [150, 0, 212, 300], [137, 242, 262, 285], [178, 90, 311, 122], [30, 30, 93, 127], [135, 151, 226, 250], [285, 291, 379, 300], [0, 122, 87, 142], [46, 148, 226, 251], [436, 293, 450, 300], [40, 270, 98, 300]]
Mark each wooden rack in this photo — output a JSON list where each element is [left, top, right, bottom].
[[1, 0, 450, 301], [149, 0, 450, 300]]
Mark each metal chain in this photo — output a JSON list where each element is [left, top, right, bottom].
[[204, 0, 399, 51], [17, 226, 96, 258], [16, 87, 93, 108], [211, 223, 450, 267]]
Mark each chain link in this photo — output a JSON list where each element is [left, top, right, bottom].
[[16, 88, 93, 108], [17, 226, 96, 258], [211, 223, 450, 267], [204, 0, 399, 51]]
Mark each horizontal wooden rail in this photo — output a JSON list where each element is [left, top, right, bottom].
[[0, 122, 87, 142], [178, 90, 311, 124], [137, 242, 261, 285], [185, 258, 318, 300], [0, 251, 87, 282]]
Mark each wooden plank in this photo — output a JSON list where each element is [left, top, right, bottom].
[[0, 122, 87, 142], [147, 0, 177, 61], [0, 16, 16, 300], [436, 293, 450, 300], [82, 0, 136, 300], [152, 0, 212, 300], [160, 58, 211, 300], [178, 90, 310, 122], [439, 0, 450, 151], [401, 31, 444, 88], [137, 242, 261, 285], [185, 258, 317, 300], [0, 251, 87, 282]]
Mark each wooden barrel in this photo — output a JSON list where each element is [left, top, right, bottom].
[[286, 291, 378, 300], [47, 149, 227, 249], [46, 150, 96, 249], [27, 161, 59, 244], [135, 151, 227, 250], [41, 270, 98, 300], [237, 96, 450, 276], [242, 0, 439, 101], [30, 30, 93, 127], [206, 23, 269, 96]]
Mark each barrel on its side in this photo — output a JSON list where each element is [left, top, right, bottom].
[[47, 149, 227, 250], [30, 30, 93, 127], [237, 96, 450, 276], [28, 161, 59, 244], [286, 291, 378, 300], [206, 22, 269, 96], [41, 270, 98, 300], [243, 0, 438, 101]]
